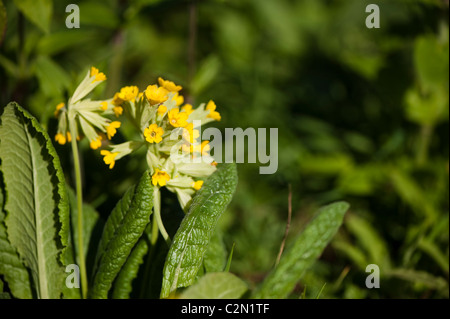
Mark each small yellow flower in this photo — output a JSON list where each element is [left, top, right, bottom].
[[168, 108, 189, 128], [54, 102, 65, 117], [158, 77, 182, 92], [157, 105, 167, 116], [201, 141, 211, 156], [113, 106, 123, 117], [181, 104, 193, 115], [118, 86, 139, 101], [211, 161, 218, 167], [144, 124, 164, 144], [90, 136, 102, 150], [90, 66, 107, 82], [106, 121, 121, 140], [100, 102, 108, 111], [172, 92, 184, 107], [152, 169, 171, 187], [145, 85, 169, 105], [100, 150, 118, 169], [55, 133, 66, 145], [192, 180, 204, 191], [182, 123, 199, 144], [66, 132, 72, 143], [206, 100, 221, 121], [112, 92, 124, 106]]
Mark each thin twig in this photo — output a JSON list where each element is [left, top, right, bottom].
[[275, 184, 292, 266]]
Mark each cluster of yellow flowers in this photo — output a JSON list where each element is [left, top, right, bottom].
[[54, 67, 221, 210]]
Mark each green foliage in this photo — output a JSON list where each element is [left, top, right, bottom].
[[253, 202, 349, 299], [0, 0, 448, 300], [0, 102, 70, 299], [0, 176, 33, 299], [90, 171, 154, 299], [180, 272, 248, 299], [161, 163, 238, 298], [13, 0, 53, 33]]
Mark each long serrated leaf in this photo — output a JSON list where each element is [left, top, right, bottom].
[[180, 272, 247, 299], [0, 102, 70, 299], [90, 171, 154, 299], [253, 202, 349, 299], [0, 176, 33, 299], [160, 163, 238, 298], [112, 238, 149, 299]]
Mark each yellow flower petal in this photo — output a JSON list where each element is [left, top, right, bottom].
[[192, 180, 204, 191], [158, 77, 183, 92], [144, 124, 164, 144], [145, 85, 169, 105], [106, 121, 121, 140], [152, 169, 171, 187]]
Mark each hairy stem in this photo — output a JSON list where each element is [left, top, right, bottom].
[[68, 118, 88, 299]]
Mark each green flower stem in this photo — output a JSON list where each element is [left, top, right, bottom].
[[153, 188, 171, 246], [68, 119, 88, 299]]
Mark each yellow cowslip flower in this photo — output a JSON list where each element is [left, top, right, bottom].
[[152, 169, 171, 187], [113, 106, 123, 117], [117, 86, 139, 101], [100, 101, 108, 111], [172, 92, 184, 107], [182, 123, 199, 144], [100, 150, 118, 169], [90, 136, 102, 150], [201, 141, 211, 156], [206, 100, 221, 121], [192, 180, 204, 191], [158, 77, 182, 92], [211, 161, 218, 167], [112, 92, 124, 106], [90, 67, 107, 82], [54, 102, 65, 117], [145, 85, 169, 105], [106, 121, 121, 140], [157, 105, 167, 116], [55, 133, 66, 145], [181, 104, 193, 115], [144, 124, 164, 144], [66, 132, 72, 143], [168, 108, 189, 128]]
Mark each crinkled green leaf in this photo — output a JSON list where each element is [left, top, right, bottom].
[[90, 171, 154, 299], [13, 0, 52, 33], [0, 102, 70, 299], [180, 272, 247, 299], [0, 175, 33, 299], [112, 238, 149, 299], [253, 202, 349, 299], [203, 229, 227, 273], [160, 163, 238, 298]]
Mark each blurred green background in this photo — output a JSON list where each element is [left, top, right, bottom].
[[0, 0, 448, 298]]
